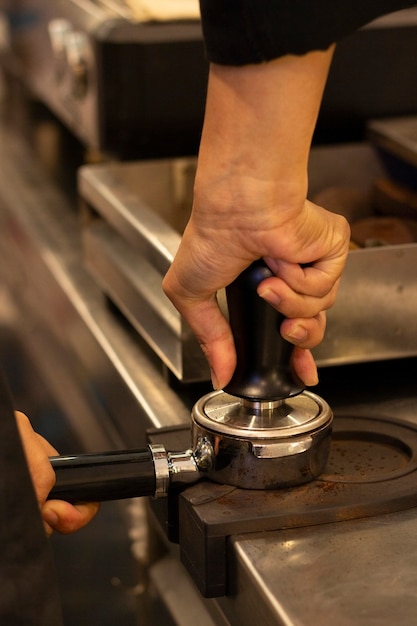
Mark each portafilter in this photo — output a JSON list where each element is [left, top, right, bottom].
[[49, 261, 333, 502]]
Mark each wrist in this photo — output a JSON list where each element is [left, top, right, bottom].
[[195, 48, 334, 219]]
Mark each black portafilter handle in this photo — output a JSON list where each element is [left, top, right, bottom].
[[48, 448, 157, 503], [224, 260, 304, 401]]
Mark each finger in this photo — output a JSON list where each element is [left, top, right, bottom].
[[15, 412, 58, 503], [258, 275, 339, 320], [180, 297, 236, 390], [281, 311, 327, 349], [42, 501, 100, 535], [267, 256, 346, 298], [291, 347, 319, 387]]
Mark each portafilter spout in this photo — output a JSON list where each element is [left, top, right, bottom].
[[49, 261, 333, 502]]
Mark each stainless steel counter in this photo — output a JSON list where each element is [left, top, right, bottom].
[[228, 507, 417, 626], [217, 385, 417, 626], [1, 124, 417, 626]]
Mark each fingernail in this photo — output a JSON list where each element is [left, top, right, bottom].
[[305, 368, 319, 387], [286, 324, 308, 343], [42, 508, 59, 528], [258, 288, 281, 307], [210, 369, 221, 391]]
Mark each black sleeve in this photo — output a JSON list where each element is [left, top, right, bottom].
[[199, 0, 417, 65], [0, 367, 64, 625]]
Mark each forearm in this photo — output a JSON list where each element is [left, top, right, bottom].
[[194, 48, 335, 230], [163, 47, 350, 389]]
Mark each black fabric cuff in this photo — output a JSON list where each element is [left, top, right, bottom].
[[199, 0, 417, 65]]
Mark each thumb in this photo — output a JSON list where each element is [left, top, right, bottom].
[[184, 298, 236, 390]]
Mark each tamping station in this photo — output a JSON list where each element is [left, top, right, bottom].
[[49, 260, 333, 501]]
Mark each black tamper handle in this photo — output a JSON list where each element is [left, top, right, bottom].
[[48, 448, 156, 503], [224, 260, 304, 401]]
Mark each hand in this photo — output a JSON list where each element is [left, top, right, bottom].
[[15, 411, 99, 536], [164, 196, 349, 390], [163, 50, 350, 390]]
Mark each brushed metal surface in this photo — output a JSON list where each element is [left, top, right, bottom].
[[82, 218, 209, 381], [368, 115, 417, 168], [79, 157, 211, 382], [227, 508, 417, 626], [79, 145, 417, 378], [0, 126, 191, 451], [313, 243, 417, 365]]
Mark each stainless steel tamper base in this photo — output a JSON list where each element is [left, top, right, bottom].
[[191, 390, 333, 489]]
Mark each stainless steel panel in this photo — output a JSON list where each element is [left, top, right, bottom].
[[79, 145, 417, 374], [149, 555, 229, 626], [368, 115, 417, 168], [0, 125, 191, 449], [313, 243, 417, 365], [79, 158, 194, 274], [83, 219, 209, 381], [79, 157, 211, 382], [225, 508, 417, 626]]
